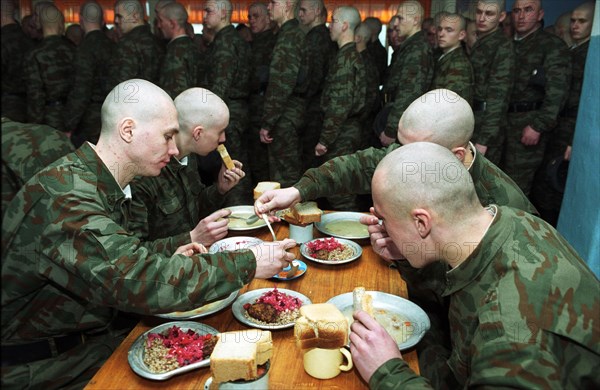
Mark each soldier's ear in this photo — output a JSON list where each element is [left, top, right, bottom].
[[498, 11, 507, 24], [411, 209, 431, 239], [118, 118, 135, 143], [450, 146, 467, 162], [192, 125, 204, 141], [458, 29, 466, 41]]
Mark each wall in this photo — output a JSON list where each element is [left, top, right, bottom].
[[557, 3, 600, 278]]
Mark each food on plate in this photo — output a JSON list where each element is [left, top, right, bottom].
[[323, 219, 368, 237], [353, 287, 374, 317], [210, 329, 272, 383], [242, 287, 303, 325], [216, 144, 235, 170], [294, 303, 349, 349], [341, 306, 414, 344], [253, 181, 281, 199], [305, 237, 354, 261], [143, 325, 218, 373]]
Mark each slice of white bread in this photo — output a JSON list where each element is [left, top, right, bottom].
[[294, 303, 348, 350], [353, 287, 374, 317], [253, 181, 281, 200], [216, 144, 235, 170], [210, 329, 272, 383], [291, 201, 322, 225]]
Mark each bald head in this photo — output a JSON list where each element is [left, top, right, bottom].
[[40, 5, 64, 35], [334, 6, 361, 30], [162, 2, 188, 27], [398, 0, 425, 23], [80, 1, 104, 26], [355, 22, 372, 42], [397, 89, 474, 150], [571, 1, 595, 44], [174, 88, 229, 134]]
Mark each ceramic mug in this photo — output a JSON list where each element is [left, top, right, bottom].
[[302, 347, 353, 379], [289, 223, 313, 243], [204, 362, 269, 390]]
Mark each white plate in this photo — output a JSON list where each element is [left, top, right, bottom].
[[300, 238, 362, 265], [155, 290, 240, 320], [315, 212, 370, 240], [327, 291, 430, 351], [232, 288, 312, 330], [226, 205, 266, 231], [128, 321, 218, 380], [209, 236, 263, 253], [270, 260, 308, 281]]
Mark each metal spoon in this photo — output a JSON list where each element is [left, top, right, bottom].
[[262, 214, 277, 242]]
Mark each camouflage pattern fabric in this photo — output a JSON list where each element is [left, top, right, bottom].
[[382, 31, 434, 138], [64, 30, 115, 145], [367, 39, 387, 85], [128, 155, 225, 243], [503, 28, 571, 195], [261, 19, 308, 187], [23, 35, 74, 132], [370, 206, 600, 389], [109, 24, 165, 87], [1, 23, 35, 122], [1, 117, 74, 216], [1, 143, 256, 388], [431, 46, 474, 105], [159, 36, 203, 99], [360, 49, 383, 149], [469, 29, 515, 165]]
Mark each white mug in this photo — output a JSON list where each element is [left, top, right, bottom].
[[302, 347, 353, 379], [204, 362, 269, 390], [289, 223, 313, 243]]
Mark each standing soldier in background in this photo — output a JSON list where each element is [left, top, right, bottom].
[[364, 16, 387, 86], [156, 2, 202, 99], [203, 0, 252, 205], [152, 0, 174, 45], [431, 12, 473, 104], [65, 1, 115, 147], [247, 2, 277, 185], [503, 0, 571, 196], [298, 0, 336, 171], [1, 0, 34, 122], [109, 0, 165, 87], [552, 11, 574, 47], [259, 0, 309, 187], [469, 0, 515, 165], [23, 4, 74, 133]]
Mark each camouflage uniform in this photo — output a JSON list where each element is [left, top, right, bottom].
[[301, 24, 336, 171], [369, 206, 600, 389], [318, 42, 366, 211], [470, 29, 515, 165], [64, 30, 115, 146], [1, 143, 256, 388], [261, 19, 309, 187], [504, 28, 571, 195], [431, 46, 474, 105], [205, 25, 252, 205], [247, 29, 277, 185], [367, 39, 387, 86], [128, 155, 225, 242], [1, 117, 74, 216], [1, 23, 34, 122], [109, 24, 165, 87], [360, 49, 383, 148], [159, 35, 202, 99], [382, 31, 434, 138], [23, 35, 74, 132]]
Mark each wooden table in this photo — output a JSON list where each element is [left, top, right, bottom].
[[85, 219, 419, 389]]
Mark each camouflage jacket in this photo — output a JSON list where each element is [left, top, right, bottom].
[[370, 206, 600, 388], [431, 46, 474, 104], [249, 29, 277, 96], [23, 34, 74, 131], [261, 18, 308, 131], [294, 142, 536, 214], [305, 24, 337, 99], [1, 23, 34, 95], [367, 39, 388, 85], [1, 143, 255, 341], [205, 25, 251, 102], [510, 28, 571, 132], [128, 155, 225, 243], [563, 40, 589, 117], [1, 117, 74, 214], [64, 30, 115, 130], [382, 31, 434, 137], [159, 35, 202, 99], [109, 24, 165, 87], [319, 42, 366, 148], [470, 28, 515, 146], [360, 49, 382, 115]]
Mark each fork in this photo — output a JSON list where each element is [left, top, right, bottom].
[[262, 214, 277, 242]]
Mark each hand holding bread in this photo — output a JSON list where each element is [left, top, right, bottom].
[[254, 186, 302, 219]]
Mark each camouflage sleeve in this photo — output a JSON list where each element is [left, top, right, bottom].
[[109, 40, 138, 88], [531, 41, 571, 132], [198, 184, 225, 219], [294, 145, 393, 200], [369, 358, 433, 389], [24, 52, 45, 123], [65, 45, 95, 130], [159, 41, 198, 99], [477, 42, 515, 146], [207, 37, 237, 100]]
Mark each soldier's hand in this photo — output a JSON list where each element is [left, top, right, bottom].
[[362, 208, 403, 262], [250, 239, 296, 279], [564, 145, 572, 161], [175, 242, 208, 257], [521, 125, 541, 146], [190, 209, 231, 246], [259, 128, 273, 144], [474, 143, 488, 155], [217, 160, 245, 194], [255, 187, 302, 221], [315, 143, 327, 156]]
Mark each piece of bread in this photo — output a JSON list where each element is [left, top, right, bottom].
[[253, 181, 281, 200], [291, 201, 322, 224], [353, 287, 374, 317], [294, 303, 348, 350], [216, 144, 235, 170], [210, 330, 272, 383]]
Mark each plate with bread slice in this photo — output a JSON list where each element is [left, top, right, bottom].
[[128, 321, 219, 380], [300, 237, 362, 265], [327, 287, 431, 351], [315, 211, 370, 240], [155, 289, 240, 320], [232, 287, 312, 330]]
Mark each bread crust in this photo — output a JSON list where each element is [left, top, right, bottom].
[[294, 303, 348, 350], [216, 144, 235, 170], [253, 181, 281, 200]]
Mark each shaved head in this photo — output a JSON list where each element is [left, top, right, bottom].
[[80, 1, 104, 25], [334, 6, 361, 30], [398, 0, 424, 23], [162, 2, 188, 27], [355, 22, 372, 41], [398, 89, 474, 150], [174, 88, 229, 134]]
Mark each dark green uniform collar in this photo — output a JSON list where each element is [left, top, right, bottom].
[[253, 29, 274, 40], [215, 24, 235, 39], [401, 30, 425, 48], [280, 18, 300, 31]]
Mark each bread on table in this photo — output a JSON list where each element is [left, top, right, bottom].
[[216, 144, 235, 170], [353, 287, 374, 317], [294, 303, 348, 350], [253, 181, 281, 200], [291, 201, 322, 224]]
